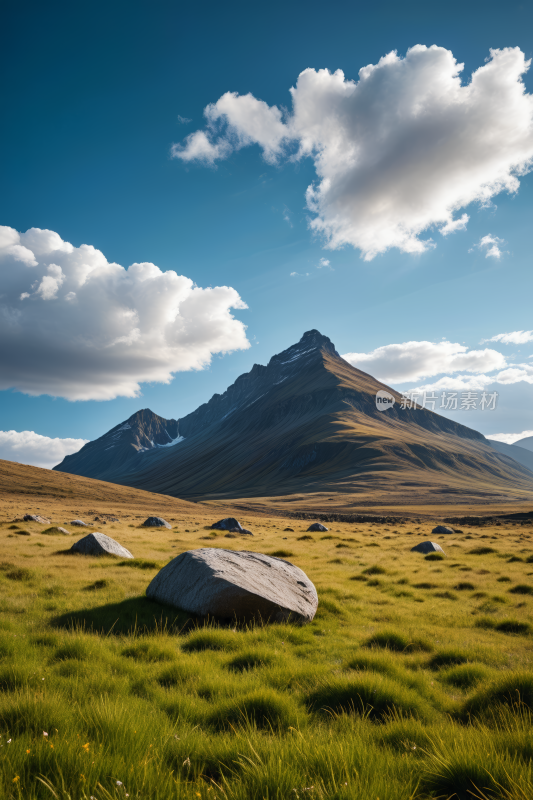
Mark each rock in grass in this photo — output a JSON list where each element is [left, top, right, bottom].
[[210, 518, 253, 535], [432, 525, 455, 534], [411, 541, 445, 555], [307, 523, 328, 532], [147, 548, 318, 623], [70, 519, 88, 527], [142, 517, 171, 529], [70, 533, 133, 559], [42, 526, 71, 536], [23, 514, 50, 524]]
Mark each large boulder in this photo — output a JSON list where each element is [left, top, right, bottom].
[[142, 517, 171, 529], [411, 541, 445, 555], [147, 548, 318, 624], [70, 533, 133, 559], [432, 525, 455, 534], [23, 514, 50, 524], [307, 523, 328, 532], [211, 518, 253, 535]]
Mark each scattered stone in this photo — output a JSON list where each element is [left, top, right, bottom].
[[411, 541, 446, 555], [142, 517, 172, 529], [70, 520, 88, 527], [70, 533, 134, 559], [147, 548, 318, 623], [284, 528, 294, 532], [13, 530, 31, 536], [307, 523, 328, 532], [42, 526, 71, 536], [210, 517, 253, 535], [432, 525, 455, 534], [23, 515, 50, 524]]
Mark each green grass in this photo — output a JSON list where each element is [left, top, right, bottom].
[[2, 514, 533, 798]]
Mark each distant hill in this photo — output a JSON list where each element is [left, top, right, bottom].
[[54, 330, 533, 505], [488, 440, 533, 473], [514, 435, 533, 453]]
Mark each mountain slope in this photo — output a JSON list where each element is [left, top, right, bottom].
[[55, 330, 533, 504], [488, 440, 533, 473], [514, 435, 533, 453], [57, 409, 180, 481]]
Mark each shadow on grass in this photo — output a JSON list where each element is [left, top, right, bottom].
[[50, 597, 197, 636]]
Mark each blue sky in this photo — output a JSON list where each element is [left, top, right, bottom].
[[1, 0, 532, 467]]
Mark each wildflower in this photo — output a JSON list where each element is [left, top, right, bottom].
[[82, 743, 90, 752], [43, 731, 48, 737], [26, 749, 30, 754], [7, 739, 12, 744], [50, 743, 54, 749], [116, 781, 123, 786], [13, 776, 20, 783]]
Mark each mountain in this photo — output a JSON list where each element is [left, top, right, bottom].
[[57, 408, 180, 481], [488, 440, 533, 473], [514, 435, 533, 453], [54, 330, 533, 505]]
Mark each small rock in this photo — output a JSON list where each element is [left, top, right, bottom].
[[411, 541, 446, 555], [147, 548, 318, 623], [432, 525, 455, 534], [307, 523, 328, 532], [142, 517, 172, 529], [70, 520, 88, 527], [211, 517, 243, 531], [284, 527, 294, 532], [23, 514, 50, 524], [14, 530, 31, 536], [70, 533, 133, 558], [57, 527, 71, 535]]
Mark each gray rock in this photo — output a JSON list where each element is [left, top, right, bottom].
[[411, 541, 446, 555], [211, 517, 243, 531], [70, 519, 88, 527], [307, 523, 328, 532], [70, 533, 133, 558], [57, 527, 71, 535], [142, 517, 171, 529], [23, 514, 50, 524], [432, 525, 455, 534], [147, 547, 318, 624]]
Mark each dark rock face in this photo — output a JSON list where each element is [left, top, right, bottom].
[[142, 517, 171, 529], [146, 548, 318, 623], [307, 523, 328, 532], [411, 541, 445, 555], [23, 514, 50, 524], [432, 525, 455, 534], [70, 533, 133, 558]]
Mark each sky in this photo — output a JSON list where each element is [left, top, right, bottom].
[[1, 0, 533, 468]]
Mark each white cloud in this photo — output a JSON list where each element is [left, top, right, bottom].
[[440, 213, 469, 236], [172, 46, 533, 260], [317, 258, 332, 269], [487, 430, 533, 445], [0, 430, 88, 470], [412, 364, 533, 393], [495, 365, 533, 384], [0, 226, 250, 401], [482, 330, 533, 345], [342, 340, 507, 383], [177, 115, 192, 124], [470, 233, 505, 259], [290, 271, 309, 277]]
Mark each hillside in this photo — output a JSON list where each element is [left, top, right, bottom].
[[55, 330, 533, 505]]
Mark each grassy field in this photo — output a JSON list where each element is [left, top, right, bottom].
[[1, 506, 533, 799]]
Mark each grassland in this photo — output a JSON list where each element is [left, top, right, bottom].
[[1, 498, 533, 799]]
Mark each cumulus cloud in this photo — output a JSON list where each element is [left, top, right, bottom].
[[0, 430, 88, 470], [177, 115, 192, 124], [482, 330, 533, 345], [487, 430, 533, 445], [172, 46, 533, 260], [342, 340, 507, 383], [317, 258, 332, 269], [470, 234, 505, 258], [410, 363, 533, 393], [0, 226, 250, 401]]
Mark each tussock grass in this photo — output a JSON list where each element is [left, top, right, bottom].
[[2, 508, 533, 798]]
